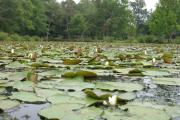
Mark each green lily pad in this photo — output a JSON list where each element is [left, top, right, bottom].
[[0, 95, 8, 100], [55, 80, 95, 91], [39, 104, 102, 120], [35, 88, 65, 98], [84, 89, 136, 101], [63, 59, 82, 65], [119, 92, 136, 101], [128, 69, 144, 76], [104, 105, 170, 120], [7, 72, 28, 81], [47, 94, 84, 104], [120, 102, 180, 120], [38, 70, 62, 78], [84, 89, 112, 100], [30, 63, 50, 68], [0, 100, 20, 111], [95, 82, 144, 92], [114, 68, 134, 75], [5, 61, 27, 69], [9, 91, 46, 103], [62, 70, 97, 78], [142, 70, 170, 76], [152, 78, 180, 86], [13, 81, 35, 92]]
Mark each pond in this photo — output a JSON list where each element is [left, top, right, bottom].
[[0, 42, 180, 120]]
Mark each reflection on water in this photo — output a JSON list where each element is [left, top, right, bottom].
[[0, 103, 49, 120]]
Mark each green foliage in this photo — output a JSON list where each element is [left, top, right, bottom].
[[149, 0, 179, 39], [136, 35, 163, 43], [130, 0, 149, 35], [0, 32, 42, 41], [70, 14, 87, 37], [0, 0, 179, 42], [0, 0, 47, 36]]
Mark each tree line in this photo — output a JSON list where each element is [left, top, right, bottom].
[[0, 0, 179, 41]]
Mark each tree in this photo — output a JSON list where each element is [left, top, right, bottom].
[[61, 0, 76, 39], [149, 0, 179, 40], [70, 14, 87, 38], [130, 0, 149, 35], [77, 0, 97, 38], [0, 0, 47, 36], [30, 0, 47, 36], [45, 0, 64, 39], [92, 0, 132, 39], [0, 0, 34, 33]]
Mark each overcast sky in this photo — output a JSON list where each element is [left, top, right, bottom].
[[57, 0, 159, 11]]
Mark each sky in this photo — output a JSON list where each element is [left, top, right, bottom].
[[57, 0, 159, 11]]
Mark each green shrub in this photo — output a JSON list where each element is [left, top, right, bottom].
[[10, 34, 22, 41], [136, 35, 164, 43], [0, 32, 11, 41], [0, 32, 43, 41]]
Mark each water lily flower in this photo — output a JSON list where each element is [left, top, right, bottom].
[[144, 50, 147, 55], [108, 95, 117, 106], [11, 49, 15, 54], [152, 58, 156, 63], [103, 100, 108, 105], [105, 61, 109, 66], [95, 48, 98, 52], [40, 45, 44, 49], [28, 53, 33, 58]]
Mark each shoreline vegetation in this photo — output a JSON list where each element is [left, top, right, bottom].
[[0, 0, 179, 43], [0, 32, 179, 44]]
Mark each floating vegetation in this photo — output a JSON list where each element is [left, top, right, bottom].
[[0, 42, 179, 120]]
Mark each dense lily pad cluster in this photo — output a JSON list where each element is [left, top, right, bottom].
[[0, 42, 180, 120]]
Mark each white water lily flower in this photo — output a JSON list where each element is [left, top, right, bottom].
[[95, 48, 98, 52], [103, 100, 108, 105], [108, 95, 117, 106], [11, 49, 15, 54], [28, 53, 33, 58], [152, 58, 156, 63], [144, 50, 147, 55], [40, 45, 44, 49], [105, 61, 109, 66]]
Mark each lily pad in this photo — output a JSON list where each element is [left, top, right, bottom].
[[63, 59, 82, 65], [103, 105, 170, 120], [62, 70, 97, 78], [84, 89, 112, 100], [35, 88, 65, 98], [47, 94, 84, 104], [119, 92, 136, 101], [13, 81, 35, 92], [9, 91, 46, 103], [38, 70, 62, 78], [152, 78, 180, 86], [114, 68, 134, 75], [7, 71, 28, 81], [39, 104, 102, 120], [95, 82, 144, 92], [55, 80, 95, 91], [5, 61, 27, 69], [0, 100, 20, 111], [0, 95, 8, 100], [142, 70, 170, 76], [84, 89, 136, 101]]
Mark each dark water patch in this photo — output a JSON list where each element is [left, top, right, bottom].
[[137, 84, 180, 105], [0, 103, 49, 120]]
